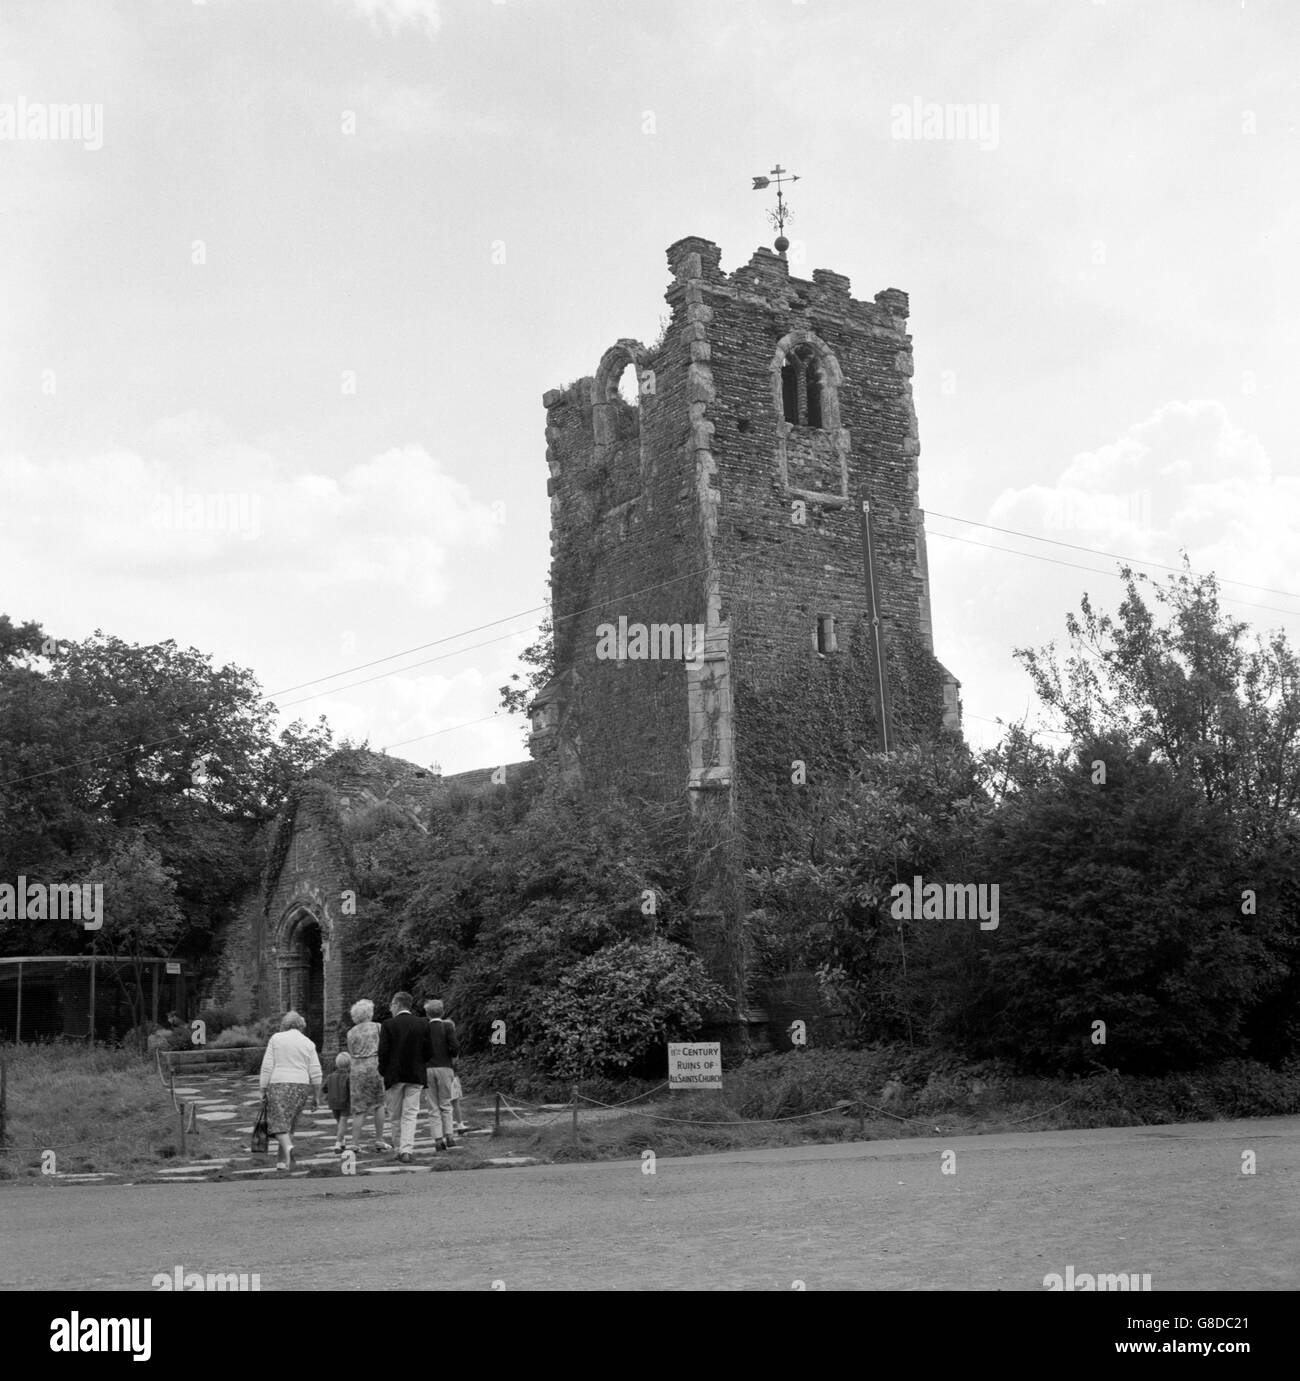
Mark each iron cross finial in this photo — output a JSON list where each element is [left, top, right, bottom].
[[751, 164, 801, 254]]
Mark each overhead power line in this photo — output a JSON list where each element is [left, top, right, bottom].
[[926, 509, 1300, 602], [5, 509, 1295, 788], [926, 531, 1300, 621], [1, 566, 707, 786]]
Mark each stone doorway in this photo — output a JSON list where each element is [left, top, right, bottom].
[[277, 908, 327, 1052]]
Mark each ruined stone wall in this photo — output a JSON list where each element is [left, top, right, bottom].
[[258, 784, 357, 1054], [541, 314, 707, 804], [217, 752, 538, 1054]]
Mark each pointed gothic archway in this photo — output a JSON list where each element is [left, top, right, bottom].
[[274, 904, 328, 1051]]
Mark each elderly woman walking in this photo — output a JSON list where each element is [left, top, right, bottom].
[[345, 998, 391, 1152], [258, 1011, 323, 1170]]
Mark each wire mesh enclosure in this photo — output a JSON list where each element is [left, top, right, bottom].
[[0, 957, 186, 1043]]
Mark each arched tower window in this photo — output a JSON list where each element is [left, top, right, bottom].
[[781, 344, 824, 429], [771, 331, 848, 505]]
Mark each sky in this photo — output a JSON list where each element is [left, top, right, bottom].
[[2, 0, 1297, 773]]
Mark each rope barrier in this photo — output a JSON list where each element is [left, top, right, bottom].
[[499, 1093, 574, 1129], [494, 1094, 539, 1124], [0, 1055, 1098, 1159], [1005, 1096, 1074, 1125], [572, 1081, 669, 1109], [854, 1100, 946, 1128], [571, 1104, 851, 1126]]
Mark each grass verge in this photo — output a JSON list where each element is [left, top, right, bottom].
[[0, 1042, 182, 1180]]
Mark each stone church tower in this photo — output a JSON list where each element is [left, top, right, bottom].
[[530, 235, 961, 1044], [225, 235, 961, 1057]]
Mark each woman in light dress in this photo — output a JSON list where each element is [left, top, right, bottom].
[[258, 1010, 323, 1170], [345, 998, 390, 1152]]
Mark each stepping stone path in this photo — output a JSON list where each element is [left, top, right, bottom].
[[84, 1068, 514, 1184], [38, 1070, 632, 1186]]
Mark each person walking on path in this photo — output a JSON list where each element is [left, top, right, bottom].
[[451, 1070, 467, 1136], [422, 998, 460, 1150], [435, 1003, 470, 1133], [324, 1051, 352, 1154], [258, 1010, 323, 1171], [345, 998, 390, 1153], [378, 992, 432, 1163]]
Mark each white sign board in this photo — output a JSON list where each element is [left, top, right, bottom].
[[668, 1042, 722, 1089], [165, 961, 181, 975]]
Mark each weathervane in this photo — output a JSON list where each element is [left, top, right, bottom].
[[751, 164, 800, 255]]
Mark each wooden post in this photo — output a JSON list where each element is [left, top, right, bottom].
[[169, 1067, 176, 1110], [88, 956, 96, 1046], [858, 1096, 866, 1140], [0, 1057, 7, 1145], [571, 1087, 579, 1150], [14, 961, 21, 1044], [493, 1092, 501, 1137], [179, 1102, 187, 1158]]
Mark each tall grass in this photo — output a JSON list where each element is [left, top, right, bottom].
[[0, 1043, 181, 1178]]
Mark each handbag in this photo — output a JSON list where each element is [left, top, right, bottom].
[[251, 1097, 270, 1154]]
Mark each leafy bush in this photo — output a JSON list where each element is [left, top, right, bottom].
[[211, 1016, 276, 1047], [969, 737, 1277, 1073], [195, 1005, 247, 1039], [525, 938, 730, 1080], [340, 782, 695, 1057]]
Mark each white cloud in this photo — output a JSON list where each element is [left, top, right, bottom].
[[988, 400, 1299, 600], [336, 0, 441, 39], [930, 400, 1300, 753], [1, 421, 502, 607]]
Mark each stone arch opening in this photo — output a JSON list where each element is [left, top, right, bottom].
[[275, 904, 328, 1051], [592, 340, 650, 446], [615, 358, 641, 407], [771, 330, 849, 505], [771, 331, 842, 432], [781, 344, 824, 427]]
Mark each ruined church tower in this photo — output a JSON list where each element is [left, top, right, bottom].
[[530, 236, 960, 1042]]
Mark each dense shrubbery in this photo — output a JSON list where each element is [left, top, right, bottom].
[[718, 1048, 1300, 1127], [748, 569, 1300, 1077], [194, 1005, 248, 1040], [525, 938, 730, 1079], [209, 1017, 276, 1048], [339, 782, 718, 1078]]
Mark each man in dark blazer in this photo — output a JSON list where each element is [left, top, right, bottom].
[[378, 991, 432, 1162]]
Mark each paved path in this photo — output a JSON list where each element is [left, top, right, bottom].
[[27, 1069, 558, 1184], [4, 1115, 1298, 1290]]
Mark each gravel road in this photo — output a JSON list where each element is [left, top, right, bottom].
[[4, 1116, 1297, 1291]]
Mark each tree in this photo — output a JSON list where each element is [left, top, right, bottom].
[[498, 611, 555, 724], [972, 734, 1277, 1072], [1016, 565, 1300, 848], [0, 619, 336, 976], [1014, 566, 1300, 1064], [340, 780, 693, 1056], [747, 737, 987, 1046], [90, 833, 185, 1042]]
